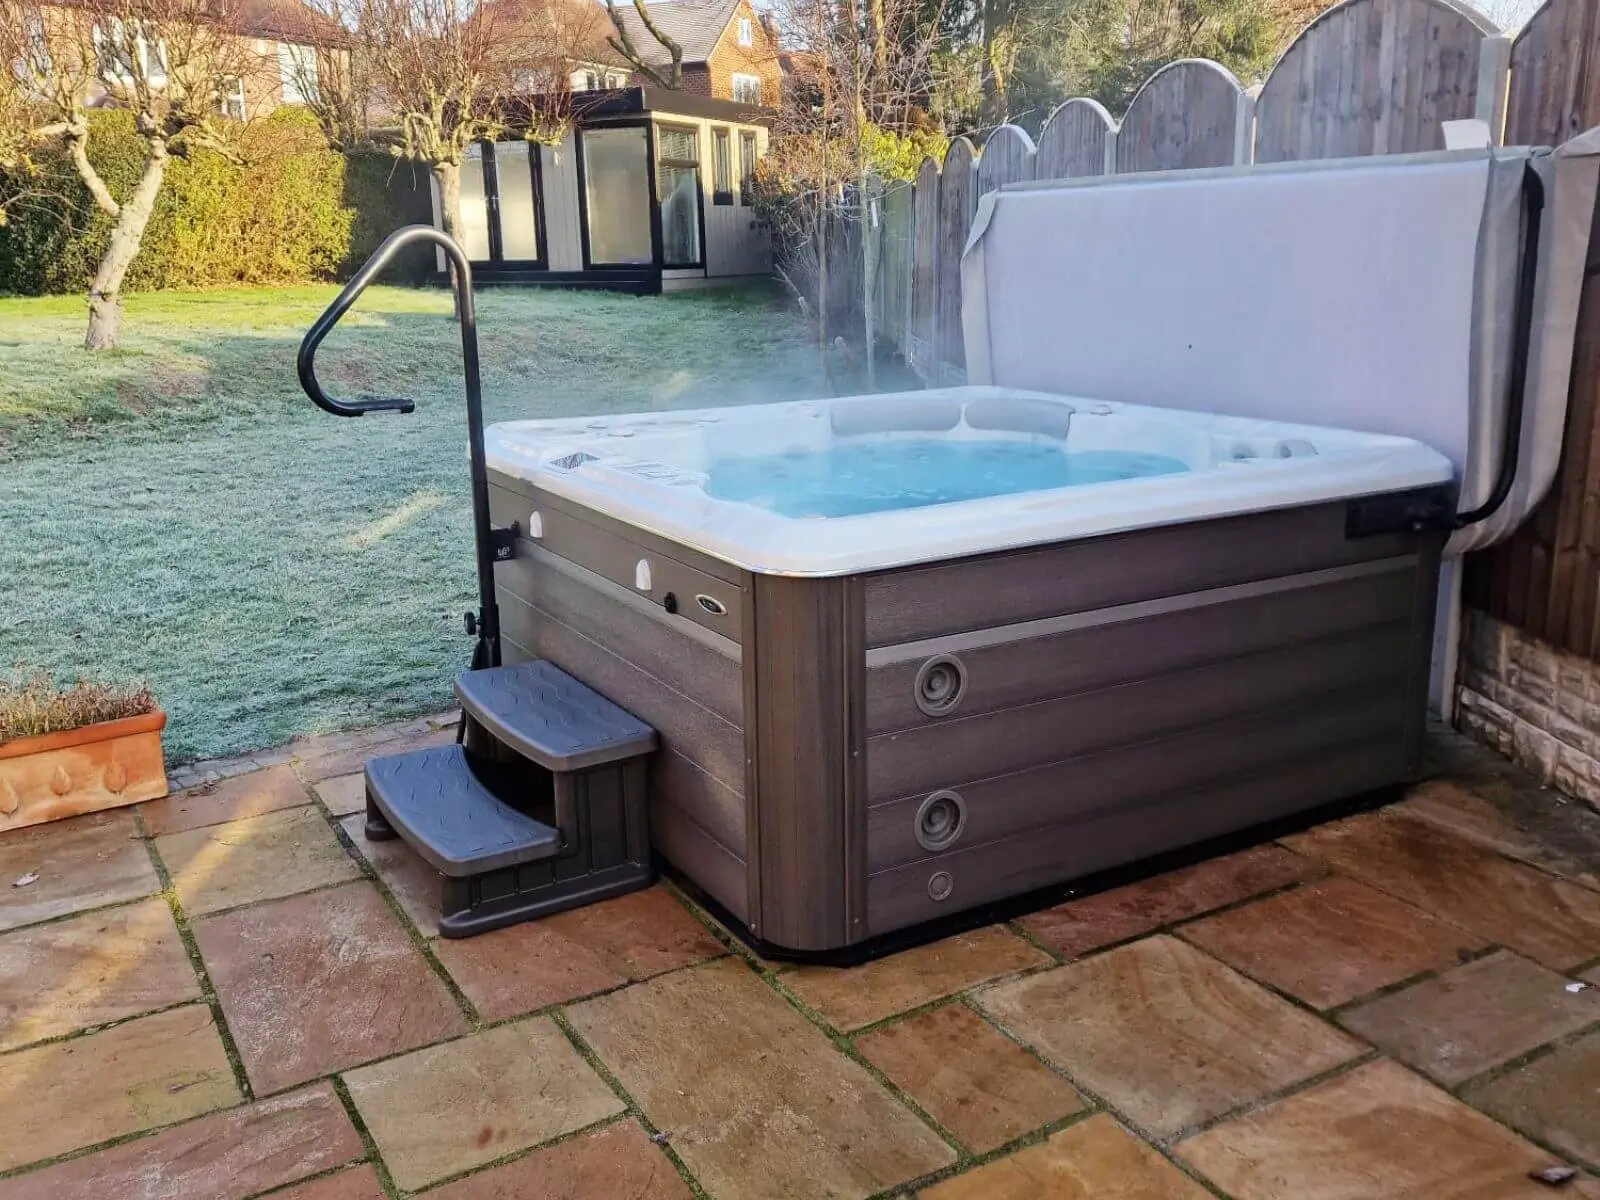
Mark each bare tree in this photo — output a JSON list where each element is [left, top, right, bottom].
[[281, 7, 370, 151], [764, 0, 947, 390], [315, 0, 597, 258], [0, 0, 267, 348], [603, 0, 683, 88]]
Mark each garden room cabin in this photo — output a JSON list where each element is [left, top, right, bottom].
[[430, 88, 771, 295]]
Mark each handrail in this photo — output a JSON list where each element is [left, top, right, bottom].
[[298, 225, 502, 671]]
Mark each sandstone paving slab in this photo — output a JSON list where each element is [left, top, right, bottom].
[[0, 1082, 363, 1200], [138, 765, 311, 837], [1283, 811, 1600, 970], [0, 1003, 239, 1174], [917, 1113, 1213, 1199], [1179, 874, 1485, 1010], [1015, 846, 1317, 958], [193, 881, 467, 1094], [342, 1017, 624, 1191], [1178, 1059, 1594, 1199], [975, 935, 1364, 1137], [854, 1004, 1084, 1152], [1396, 779, 1600, 891], [421, 1120, 693, 1200], [783, 925, 1051, 1032], [267, 1164, 387, 1200], [1338, 949, 1600, 1084], [1465, 1028, 1600, 1168], [338, 813, 444, 935], [314, 773, 368, 817], [156, 805, 360, 916], [429, 886, 725, 1020], [566, 957, 957, 1199], [296, 725, 456, 783], [0, 897, 200, 1050], [0, 809, 158, 933]]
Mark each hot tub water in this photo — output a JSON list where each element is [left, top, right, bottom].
[[705, 439, 1191, 518]]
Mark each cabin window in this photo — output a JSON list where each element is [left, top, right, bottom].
[[606, 70, 629, 87], [739, 130, 758, 204], [582, 125, 654, 265], [711, 128, 733, 206], [222, 77, 247, 121], [737, 16, 752, 45], [279, 43, 318, 103], [494, 141, 541, 261], [656, 126, 703, 266], [93, 19, 165, 86], [457, 143, 492, 262], [731, 73, 761, 104]]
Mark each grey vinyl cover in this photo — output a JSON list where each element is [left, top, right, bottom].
[[961, 130, 1600, 554]]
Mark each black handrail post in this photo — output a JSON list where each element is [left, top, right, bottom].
[[297, 224, 501, 670]]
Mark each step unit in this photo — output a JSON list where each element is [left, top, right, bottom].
[[364, 660, 658, 937]]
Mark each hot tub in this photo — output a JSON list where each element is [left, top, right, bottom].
[[484, 386, 1453, 956]]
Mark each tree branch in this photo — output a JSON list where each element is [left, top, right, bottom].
[[66, 120, 121, 219], [604, 0, 683, 89]]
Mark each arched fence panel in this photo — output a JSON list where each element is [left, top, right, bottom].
[[977, 125, 1037, 195], [1255, 0, 1496, 163], [908, 155, 942, 377], [1117, 59, 1247, 173], [935, 138, 978, 381], [1036, 99, 1117, 180]]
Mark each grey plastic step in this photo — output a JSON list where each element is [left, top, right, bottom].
[[364, 745, 561, 876], [454, 660, 657, 772]]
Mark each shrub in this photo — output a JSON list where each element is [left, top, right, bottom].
[[0, 672, 157, 743], [0, 108, 429, 295]]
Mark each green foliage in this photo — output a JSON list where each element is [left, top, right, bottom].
[[931, 0, 1297, 131], [860, 125, 950, 181], [0, 108, 427, 296], [1056, 0, 1283, 115], [341, 154, 438, 280]]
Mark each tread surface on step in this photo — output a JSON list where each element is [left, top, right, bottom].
[[455, 660, 657, 772], [365, 744, 561, 875]]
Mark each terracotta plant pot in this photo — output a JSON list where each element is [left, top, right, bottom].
[[0, 711, 169, 833]]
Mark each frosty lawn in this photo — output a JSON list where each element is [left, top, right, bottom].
[[0, 283, 832, 762]]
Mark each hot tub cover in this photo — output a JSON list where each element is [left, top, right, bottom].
[[961, 130, 1600, 553]]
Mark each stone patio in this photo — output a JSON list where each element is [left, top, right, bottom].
[[1, 717, 1599, 1199]]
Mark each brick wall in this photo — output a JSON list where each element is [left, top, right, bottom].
[[700, 0, 781, 103], [1456, 608, 1600, 810], [674, 65, 713, 96]]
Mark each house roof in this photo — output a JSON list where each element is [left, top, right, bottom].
[[231, 0, 349, 45], [604, 0, 741, 67], [43, 0, 349, 44]]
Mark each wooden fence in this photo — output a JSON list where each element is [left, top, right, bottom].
[[878, 0, 1516, 383], [847, 0, 1600, 662]]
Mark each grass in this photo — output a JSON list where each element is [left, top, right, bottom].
[[0, 281, 853, 762]]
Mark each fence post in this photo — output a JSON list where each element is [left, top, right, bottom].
[[1103, 126, 1118, 175], [1475, 34, 1513, 144], [1234, 86, 1260, 165]]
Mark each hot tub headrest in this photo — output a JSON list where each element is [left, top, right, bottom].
[[831, 395, 963, 435], [961, 133, 1600, 553]]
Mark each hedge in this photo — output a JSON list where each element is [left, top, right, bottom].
[[0, 107, 435, 296]]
